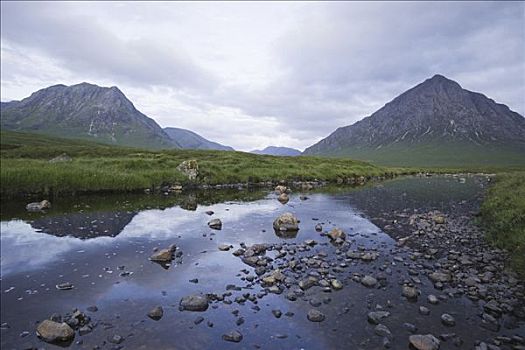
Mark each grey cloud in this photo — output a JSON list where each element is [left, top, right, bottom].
[[1, 2, 217, 92], [1, 1, 523, 150]]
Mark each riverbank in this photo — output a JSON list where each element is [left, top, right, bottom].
[[480, 172, 525, 276], [1, 130, 396, 197]]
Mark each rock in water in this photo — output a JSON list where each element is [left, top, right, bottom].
[[147, 306, 164, 320], [440, 313, 455, 326], [368, 311, 391, 325], [218, 244, 231, 251], [180, 295, 209, 311], [315, 223, 323, 232], [208, 218, 222, 230], [429, 271, 451, 283], [149, 249, 173, 262], [222, 330, 243, 342], [36, 320, 75, 343], [402, 286, 419, 300], [273, 212, 299, 232], [274, 185, 287, 194], [278, 193, 289, 204], [361, 275, 378, 287], [307, 309, 325, 322], [328, 228, 346, 241], [176, 160, 199, 180], [26, 200, 51, 212], [408, 334, 440, 350]]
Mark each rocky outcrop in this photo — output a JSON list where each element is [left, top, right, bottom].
[[177, 160, 199, 180]]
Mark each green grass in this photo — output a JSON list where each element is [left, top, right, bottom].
[[316, 141, 525, 168], [0, 130, 392, 196], [480, 172, 525, 276]]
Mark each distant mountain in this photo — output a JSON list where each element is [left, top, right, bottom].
[[163, 127, 234, 151], [251, 146, 302, 156], [303, 74, 525, 166], [0, 83, 180, 149]]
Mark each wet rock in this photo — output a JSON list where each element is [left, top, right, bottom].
[[368, 311, 391, 325], [78, 325, 92, 336], [307, 309, 325, 322], [278, 193, 290, 204], [315, 223, 323, 232], [108, 334, 124, 344], [328, 228, 346, 241], [427, 295, 438, 305], [208, 218, 222, 230], [273, 212, 299, 232], [429, 272, 451, 284], [361, 252, 379, 261], [375, 324, 393, 339], [180, 294, 209, 311], [419, 306, 430, 315], [272, 309, 282, 318], [147, 306, 164, 320], [26, 200, 51, 212], [86, 306, 98, 312], [218, 244, 231, 251], [299, 276, 318, 290], [205, 210, 214, 216], [440, 314, 455, 326], [36, 320, 75, 343], [433, 215, 446, 225], [275, 185, 287, 194], [177, 160, 199, 180], [149, 249, 173, 262], [402, 286, 419, 300], [193, 316, 204, 325], [55, 282, 74, 291], [361, 275, 378, 288], [222, 330, 243, 342], [409, 334, 440, 350], [331, 279, 343, 290]]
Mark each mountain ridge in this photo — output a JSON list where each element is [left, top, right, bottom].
[[251, 146, 302, 156], [163, 127, 234, 151], [0, 82, 180, 149], [303, 74, 525, 166]]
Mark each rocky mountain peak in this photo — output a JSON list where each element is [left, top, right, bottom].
[[303, 74, 525, 166]]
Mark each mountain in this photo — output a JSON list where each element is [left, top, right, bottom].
[[163, 127, 234, 151], [0, 83, 180, 149], [251, 146, 302, 156], [303, 74, 525, 167]]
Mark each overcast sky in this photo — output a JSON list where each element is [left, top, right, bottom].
[[1, 1, 524, 151]]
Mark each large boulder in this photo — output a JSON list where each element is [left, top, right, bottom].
[[26, 200, 51, 212], [273, 212, 299, 232], [176, 160, 199, 180], [36, 320, 75, 343], [180, 294, 209, 311]]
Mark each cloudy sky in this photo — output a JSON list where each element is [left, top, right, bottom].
[[1, 1, 524, 151]]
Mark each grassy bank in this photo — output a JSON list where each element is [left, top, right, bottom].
[[1, 130, 393, 197], [480, 172, 525, 276]]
